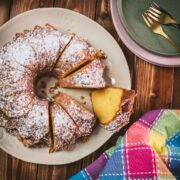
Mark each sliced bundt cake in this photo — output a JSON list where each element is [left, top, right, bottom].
[[16, 97, 50, 147], [53, 35, 97, 78], [91, 87, 136, 132], [60, 59, 107, 88], [55, 93, 96, 137], [49, 102, 78, 152]]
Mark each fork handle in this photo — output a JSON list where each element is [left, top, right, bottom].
[[161, 32, 180, 51], [170, 19, 180, 29]]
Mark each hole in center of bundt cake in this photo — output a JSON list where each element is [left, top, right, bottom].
[[34, 73, 59, 100]]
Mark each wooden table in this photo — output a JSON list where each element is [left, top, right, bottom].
[[0, 0, 179, 179]]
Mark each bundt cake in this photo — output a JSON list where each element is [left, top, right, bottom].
[[60, 58, 107, 88], [55, 93, 96, 137], [0, 23, 135, 152], [0, 24, 108, 151], [91, 87, 136, 132]]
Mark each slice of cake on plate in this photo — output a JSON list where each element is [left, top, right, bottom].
[[91, 87, 136, 132], [53, 35, 106, 78], [55, 93, 96, 137], [17, 24, 73, 72], [49, 102, 78, 152], [16, 97, 50, 147], [60, 59, 108, 88]]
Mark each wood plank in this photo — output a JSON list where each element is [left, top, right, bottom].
[[172, 67, 180, 108], [0, 0, 11, 25], [10, 0, 39, 17], [134, 58, 174, 118], [0, 148, 7, 180], [54, 0, 96, 19]]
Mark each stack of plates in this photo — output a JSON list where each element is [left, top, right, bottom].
[[111, 0, 180, 67]]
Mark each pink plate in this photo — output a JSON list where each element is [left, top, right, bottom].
[[110, 0, 180, 67]]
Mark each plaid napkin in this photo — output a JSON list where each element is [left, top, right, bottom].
[[69, 109, 180, 180]]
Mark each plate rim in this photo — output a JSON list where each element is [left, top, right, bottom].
[[118, 0, 180, 57], [0, 7, 131, 165], [110, 0, 180, 67]]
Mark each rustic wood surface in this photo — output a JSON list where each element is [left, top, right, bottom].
[[0, 0, 179, 179]]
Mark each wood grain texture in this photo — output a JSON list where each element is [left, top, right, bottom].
[[172, 68, 180, 108], [0, 0, 179, 180], [0, 0, 11, 25], [54, 0, 96, 19], [134, 58, 174, 118]]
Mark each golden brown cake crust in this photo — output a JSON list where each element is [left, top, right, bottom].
[[91, 88, 136, 132], [16, 97, 50, 147], [50, 102, 78, 151], [60, 59, 107, 88], [53, 35, 97, 78], [55, 93, 96, 137]]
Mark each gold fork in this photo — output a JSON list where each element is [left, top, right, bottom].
[[147, 2, 180, 28], [142, 13, 180, 51]]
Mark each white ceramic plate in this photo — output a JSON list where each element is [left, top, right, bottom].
[[0, 8, 131, 165]]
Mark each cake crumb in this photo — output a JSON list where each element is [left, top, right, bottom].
[[81, 96, 85, 100]]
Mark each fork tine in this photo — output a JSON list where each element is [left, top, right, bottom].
[[147, 7, 160, 18], [144, 12, 154, 24], [142, 14, 151, 28], [149, 6, 161, 15], [147, 10, 159, 21], [152, 1, 161, 9]]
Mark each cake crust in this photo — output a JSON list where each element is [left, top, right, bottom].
[[50, 102, 78, 151], [53, 35, 97, 78], [16, 97, 50, 147], [55, 93, 96, 137], [60, 59, 107, 88], [91, 87, 136, 132]]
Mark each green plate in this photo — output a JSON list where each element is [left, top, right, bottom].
[[118, 0, 180, 56]]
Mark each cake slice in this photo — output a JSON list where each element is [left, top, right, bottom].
[[49, 102, 78, 152], [20, 24, 73, 72], [1, 90, 35, 118], [53, 35, 105, 78], [55, 93, 96, 137], [60, 59, 107, 88], [16, 97, 50, 147], [91, 87, 136, 132]]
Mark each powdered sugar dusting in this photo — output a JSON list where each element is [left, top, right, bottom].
[[56, 93, 96, 137], [3, 40, 37, 70], [50, 103, 77, 151], [17, 98, 49, 146], [2, 91, 34, 118], [61, 59, 106, 88], [101, 112, 130, 132], [23, 25, 72, 70], [54, 35, 96, 77]]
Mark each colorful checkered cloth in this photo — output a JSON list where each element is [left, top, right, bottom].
[[70, 109, 180, 180]]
